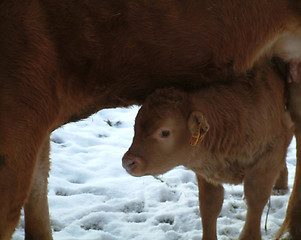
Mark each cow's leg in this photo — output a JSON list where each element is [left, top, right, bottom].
[[274, 111, 293, 194], [240, 149, 285, 240], [0, 134, 48, 239], [196, 174, 224, 240], [0, 80, 57, 239], [0, 7, 58, 236], [24, 136, 52, 240], [276, 82, 301, 239]]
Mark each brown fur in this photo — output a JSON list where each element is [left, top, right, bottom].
[[1, 0, 301, 239], [123, 64, 293, 240]]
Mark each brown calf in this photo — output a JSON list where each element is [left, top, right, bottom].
[[123, 64, 293, 240], [1, 0, 301, 239]]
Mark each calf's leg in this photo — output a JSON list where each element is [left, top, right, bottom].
[[196, 174, 224, 240], [240, 150, 284, 240], [273, 162, 289, 193], [24, 136, 52, 240]]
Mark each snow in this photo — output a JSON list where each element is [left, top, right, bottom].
[[12, 106, 295, 240]]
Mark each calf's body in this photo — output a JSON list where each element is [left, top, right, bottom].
[[123, 64, 293, 240]]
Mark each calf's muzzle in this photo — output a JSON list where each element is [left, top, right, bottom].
[[122, 152, 145, 176]]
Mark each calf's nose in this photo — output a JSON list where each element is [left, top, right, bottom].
[[122, 157, 136, 172], [122, 152, 138, 173], [122, 152, 146, 176]]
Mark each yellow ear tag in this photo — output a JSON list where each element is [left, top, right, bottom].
[[189, 123, 205, 146]]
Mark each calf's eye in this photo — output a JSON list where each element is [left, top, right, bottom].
[[161, 130, 170, 138]]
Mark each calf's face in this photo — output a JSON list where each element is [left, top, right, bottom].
[[122, 89, 209, 177]]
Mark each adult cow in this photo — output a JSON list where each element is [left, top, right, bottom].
[[1, 0, 301, 239]]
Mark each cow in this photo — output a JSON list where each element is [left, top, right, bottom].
[[122, 63, 293, 240], [1, 0, 301, 239]]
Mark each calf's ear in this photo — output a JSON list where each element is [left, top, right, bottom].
[[187, 111, 209, 146]]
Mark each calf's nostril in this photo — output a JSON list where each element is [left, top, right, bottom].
[[127, 159, 136, 168], [122, 157, 136, 172]]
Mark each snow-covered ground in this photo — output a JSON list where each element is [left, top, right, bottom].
[[13, 106, 295, 240]]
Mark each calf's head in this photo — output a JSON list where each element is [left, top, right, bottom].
[[122, 88, 209, 177]]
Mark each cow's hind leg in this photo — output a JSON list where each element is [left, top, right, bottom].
[[276, 82, 301, 239], [24, 136, 52, 240], [273, 110, 293, 194]]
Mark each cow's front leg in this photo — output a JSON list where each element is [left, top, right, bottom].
[[196, 174, 224, 240], [0, 136, 47, 239], [0, 84, 57, 239], [24, 136, 52, 240]]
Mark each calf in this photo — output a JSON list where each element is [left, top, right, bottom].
[[123, 64, 293, 240]]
